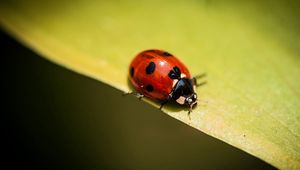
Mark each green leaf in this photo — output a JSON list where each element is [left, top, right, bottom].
[[1, 0, 300, 169]]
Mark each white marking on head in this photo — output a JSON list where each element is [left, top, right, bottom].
[[172, 79, 178, 88], [193, 84, 196, 92], [176, 96, 186, 105], [180, 73, 186, 78]]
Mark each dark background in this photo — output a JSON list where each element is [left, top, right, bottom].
[[2, 30, 276, 170]]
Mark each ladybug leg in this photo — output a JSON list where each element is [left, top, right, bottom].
[[193, 73, 206, 79], [187, 105, 195, 120], [123, 92, 144, 100], [192, 73, 207, 87], [159, 100, 169, 110], [195, 81, 207, 87], [136, 93, 144, 100], [188, 106, 193, 114]]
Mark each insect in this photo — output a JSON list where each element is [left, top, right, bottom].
[[128, 49, 205, 113]]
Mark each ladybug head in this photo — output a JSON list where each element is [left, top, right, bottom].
[[173, 93, 197, 112], [170, 78, 198, 112]]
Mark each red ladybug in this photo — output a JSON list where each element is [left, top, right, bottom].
[[128, 49, 204, 112]]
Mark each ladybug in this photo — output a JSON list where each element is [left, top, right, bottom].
[[128, 49, 205, 113]]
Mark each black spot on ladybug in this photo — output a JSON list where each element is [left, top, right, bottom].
[[130, 67, 134, 77], [162, 51, 173, 57], [145, 62, 156, 74], [168, 66, 181, 79], [142, 54, 154, 59], [146, 84, 154, 92]]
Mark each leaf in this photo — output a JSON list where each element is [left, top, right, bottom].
[[1, 0, 300, 169]]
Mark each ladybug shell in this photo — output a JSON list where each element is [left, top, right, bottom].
[[129, 49, 191, 101]]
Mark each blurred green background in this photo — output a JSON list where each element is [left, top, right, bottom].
[[2, 30, 276, 169]]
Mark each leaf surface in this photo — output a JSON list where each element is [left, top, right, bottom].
[[1, 0, 300, 169]]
